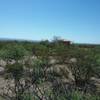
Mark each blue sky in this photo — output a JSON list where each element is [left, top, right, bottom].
[[0, 0, 100, 44]]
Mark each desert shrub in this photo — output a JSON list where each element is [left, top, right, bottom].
[[68, 48, 100, 92], [0, 44, 29, 62]]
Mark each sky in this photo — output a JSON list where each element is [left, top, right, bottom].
[[0, 0, 100, 44]]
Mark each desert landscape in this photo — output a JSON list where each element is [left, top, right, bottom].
[[0, 39, 100, 100], [0, 0, 100, 99]]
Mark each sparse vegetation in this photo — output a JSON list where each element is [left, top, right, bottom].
[[0, 39, 100, 100]]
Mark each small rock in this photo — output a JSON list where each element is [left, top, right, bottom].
[[70, 58, 77, 63], [0, 59, 6, 66], [0, 67, 5, 75]]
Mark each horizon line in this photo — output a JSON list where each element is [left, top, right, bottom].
[[0, 37, 100, 45]]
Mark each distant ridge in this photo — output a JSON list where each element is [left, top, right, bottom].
[[0, 38, 100, 45], [0, 38, 36, 43]]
